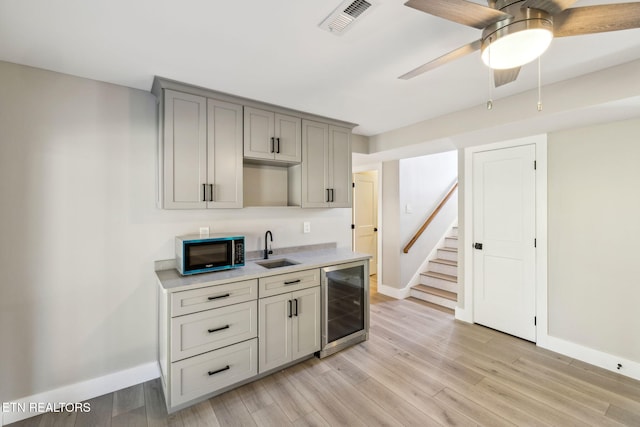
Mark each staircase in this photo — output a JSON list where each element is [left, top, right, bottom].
[[409, 226, 458, 313]]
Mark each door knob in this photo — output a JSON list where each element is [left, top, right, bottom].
[[474, 242, 483, 250]]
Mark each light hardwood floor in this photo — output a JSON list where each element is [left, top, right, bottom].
[[10, 275, 640, 426]]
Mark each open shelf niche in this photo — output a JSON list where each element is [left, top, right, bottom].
[[243, 162, 301, 207]]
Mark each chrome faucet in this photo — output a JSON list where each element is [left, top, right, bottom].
[[264, 230, 273, 259]]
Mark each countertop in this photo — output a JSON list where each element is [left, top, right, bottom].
[[156, 247, 371, 293]]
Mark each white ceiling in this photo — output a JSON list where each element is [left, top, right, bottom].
[[0, 0, 639, 136]]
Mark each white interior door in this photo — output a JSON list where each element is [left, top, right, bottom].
[[353, 171, 378, 274], [473, 144, 536, 342]]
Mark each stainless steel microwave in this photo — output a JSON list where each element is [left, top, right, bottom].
[[175, 234, 245, 275]]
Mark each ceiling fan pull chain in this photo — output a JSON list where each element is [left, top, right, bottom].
[[537, 56, 543, 112], [487, 37, 493, 110]]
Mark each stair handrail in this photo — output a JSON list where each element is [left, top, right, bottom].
[[403, 181, 458, 254]]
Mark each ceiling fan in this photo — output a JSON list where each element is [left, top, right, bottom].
[[399, 0, 640, 87]]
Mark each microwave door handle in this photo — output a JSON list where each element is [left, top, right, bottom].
[[231, 240, 235, 266]]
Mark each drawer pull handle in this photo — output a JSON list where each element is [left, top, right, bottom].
[[284, 279, 301, 285], [208, 293, 230, 301], [208, 325, 230, 334], [208, 365, 230, 376]]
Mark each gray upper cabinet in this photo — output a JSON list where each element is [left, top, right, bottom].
[[244, 107, 301, 163], [301, 120, 352, 208], [161, 89, 243, 209]]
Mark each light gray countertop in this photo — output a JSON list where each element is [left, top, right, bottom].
[[156, 247, 371, 293]]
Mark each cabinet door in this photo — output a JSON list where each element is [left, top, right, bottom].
[[163, 90, 207, 209], [244, 107, 275, 161], [274, 113, 301, 163], [291, 287, 321, 360], [328, 125, 352, 208], [207, 99, 243, 208], [258, 293, 291, 373], [301, 120, 329, 208]]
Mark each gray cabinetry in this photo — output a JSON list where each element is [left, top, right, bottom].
[[258, 269, 321, 373], [160, 90, 243, 209], [301, 120, 352, 208], [158, 279, 258, 411], [244, 107, 301, 163]]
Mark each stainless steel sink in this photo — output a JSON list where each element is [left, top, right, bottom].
[[256, 259, 299, 269]]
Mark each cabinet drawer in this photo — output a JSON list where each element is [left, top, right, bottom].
[[171, 279, 257, 317], [171, 300, 257, 362], [259, 268, 320, 298], [170, 338, 257, 406]]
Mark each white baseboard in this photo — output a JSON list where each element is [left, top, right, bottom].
[[378, 283, 411, 299], [538, 335, 640, 382], [1, 361, 160, 426]]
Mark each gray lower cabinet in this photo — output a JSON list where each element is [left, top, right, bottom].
[[257, 268, 321, 373], [158, 279, 258, 411], [258, 286, 321, 373], [301, 120, 352, 208], [159, 89, 243, 209]]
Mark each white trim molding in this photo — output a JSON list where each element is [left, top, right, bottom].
[[539, 335, 640, 382], [377, 283, 411, 299], [1, 362, 159, 426]]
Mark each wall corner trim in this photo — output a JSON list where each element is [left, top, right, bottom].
[[1, 362, 160, 425]]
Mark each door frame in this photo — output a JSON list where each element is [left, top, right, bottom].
[[352, 162, 383, 279], [459, 134, 548, 346]]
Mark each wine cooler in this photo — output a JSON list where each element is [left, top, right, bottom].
[[317, 260, 369, 358]]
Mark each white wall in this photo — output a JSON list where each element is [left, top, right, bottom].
[[548, 118, 640, 363], [398, 152, 457, 286], [0, 61, 351, 403]]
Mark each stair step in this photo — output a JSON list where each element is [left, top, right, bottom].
[[412, 284, 457, 301], [421, 271, 457, 282], [437, 247, 458, 262], [410, 285, 457, 309], [428, 259, 457, 276], [444, 236, 458, 249], [431, 258, 457, 266]]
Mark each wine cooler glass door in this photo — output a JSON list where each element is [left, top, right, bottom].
[[320, 260, 369, 356]]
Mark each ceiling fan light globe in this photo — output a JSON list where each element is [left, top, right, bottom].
[[481, 28, 553, 69]]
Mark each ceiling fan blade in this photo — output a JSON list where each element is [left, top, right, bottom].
[[520, 0, 577, 15], [405, 0, 511, 30], [494, 67, 521, 87], [399, 40, 482, 80], [554, 4, 640, 37]]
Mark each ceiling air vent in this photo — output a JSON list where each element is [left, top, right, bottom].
[[319, 0, 375, 35]]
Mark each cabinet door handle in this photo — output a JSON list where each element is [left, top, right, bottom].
[[326, 189, 330, 203], [270, 137, 275, 153], [330, 188, 335, 203], [208, 325, 230, 334], [208, 293, 230, 301], [288, 299, 292, 318], [294, 298, 298, 316], [209, 184, 214, 202], [284, 279, 301, 285], [208, 365, 230, 376], [202, 184, 206, 202], [276, 137, 280, 154]]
